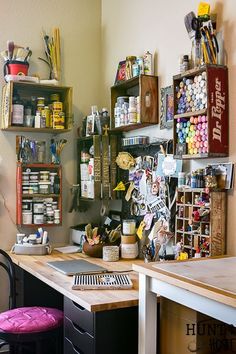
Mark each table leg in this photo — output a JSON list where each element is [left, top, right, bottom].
[[138, 273, 157, 354]]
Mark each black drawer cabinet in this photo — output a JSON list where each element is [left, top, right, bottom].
[[64, 297, 138, 354], [64, 338, 82, 354]]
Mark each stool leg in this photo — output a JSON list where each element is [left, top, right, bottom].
[[35, 341, 42, 354]]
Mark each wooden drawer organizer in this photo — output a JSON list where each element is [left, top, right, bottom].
[[173, 64, 228, 159], [175, 187, 226, 258]]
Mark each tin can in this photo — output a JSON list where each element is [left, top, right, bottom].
[[143, 51, 153, 75], [53, 111, 65, 129]]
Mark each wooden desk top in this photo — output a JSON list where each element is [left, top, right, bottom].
[[133, 257, 236, 308], [10, 251, 144, 312]]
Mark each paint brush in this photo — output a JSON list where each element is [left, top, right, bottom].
[[7, 40, 14, 60], [184, 12, 196, 40]]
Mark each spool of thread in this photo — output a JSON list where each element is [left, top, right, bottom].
[[103, 246, 119, 262], [121, 242, 138, 259]]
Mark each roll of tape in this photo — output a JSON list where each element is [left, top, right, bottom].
[[121, 242, 138, 259], [100, 203, 107, 217], [103, 246, 119, 262]]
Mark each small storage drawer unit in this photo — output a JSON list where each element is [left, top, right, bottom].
[[64, 297, 138, 354], [173, 64, 228, 159], [175, 187, 226, 258]]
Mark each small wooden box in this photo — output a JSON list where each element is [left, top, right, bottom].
[[173, 65, 228, 159], [110, 74, 158, 131], [1, 81, 73, 131]]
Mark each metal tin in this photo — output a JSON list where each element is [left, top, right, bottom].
[[33, 202, 44, 214], [33, 213, 44, 224], [22, 211, 32, 224], [103, 246, 119, 262]]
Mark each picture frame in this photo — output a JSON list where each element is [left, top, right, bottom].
[[160, 85, 174, 129], [86, 115, 95, 136], [114, 60, 126, 84]]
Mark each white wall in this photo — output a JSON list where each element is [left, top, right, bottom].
[[101, 0, 236, 255], [0, 0, 102, 251]]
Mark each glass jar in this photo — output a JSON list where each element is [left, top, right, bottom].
[[122, 219, 136, 235]]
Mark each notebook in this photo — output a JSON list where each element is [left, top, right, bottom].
[[47, 259, 107, 276]]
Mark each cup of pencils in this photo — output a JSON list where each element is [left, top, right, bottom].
[[50, 139, 67, 164]]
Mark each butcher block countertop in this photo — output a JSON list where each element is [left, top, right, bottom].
[[10, 251, 144, 312]]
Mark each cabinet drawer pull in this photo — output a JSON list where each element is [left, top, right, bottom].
[[72, 301, 85, 311], [73, 322, 86, 334]]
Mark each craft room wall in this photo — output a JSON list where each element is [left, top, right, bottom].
[[101, 0, 236, 255], [0, 0, 102, 251]]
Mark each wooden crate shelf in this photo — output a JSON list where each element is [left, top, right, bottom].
[[173, 64, 228, 159], [1, 81, 73, 131], [16, 163, 62, 226], [110, 74, 158, 130]]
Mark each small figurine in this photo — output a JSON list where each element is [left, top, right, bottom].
[[204, 225, 209, 235], [192, 210, 200, 222]]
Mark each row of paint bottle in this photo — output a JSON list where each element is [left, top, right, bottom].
[[114, 96, 140, 127]]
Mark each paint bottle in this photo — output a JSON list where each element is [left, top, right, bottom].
[[12, 94, 24, 126], [143, 51, 153, 75]]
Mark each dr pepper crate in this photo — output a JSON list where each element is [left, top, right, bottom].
[[173, 64, 228, 159]]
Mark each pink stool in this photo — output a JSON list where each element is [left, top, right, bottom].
[[0, 250, 63, 354]]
